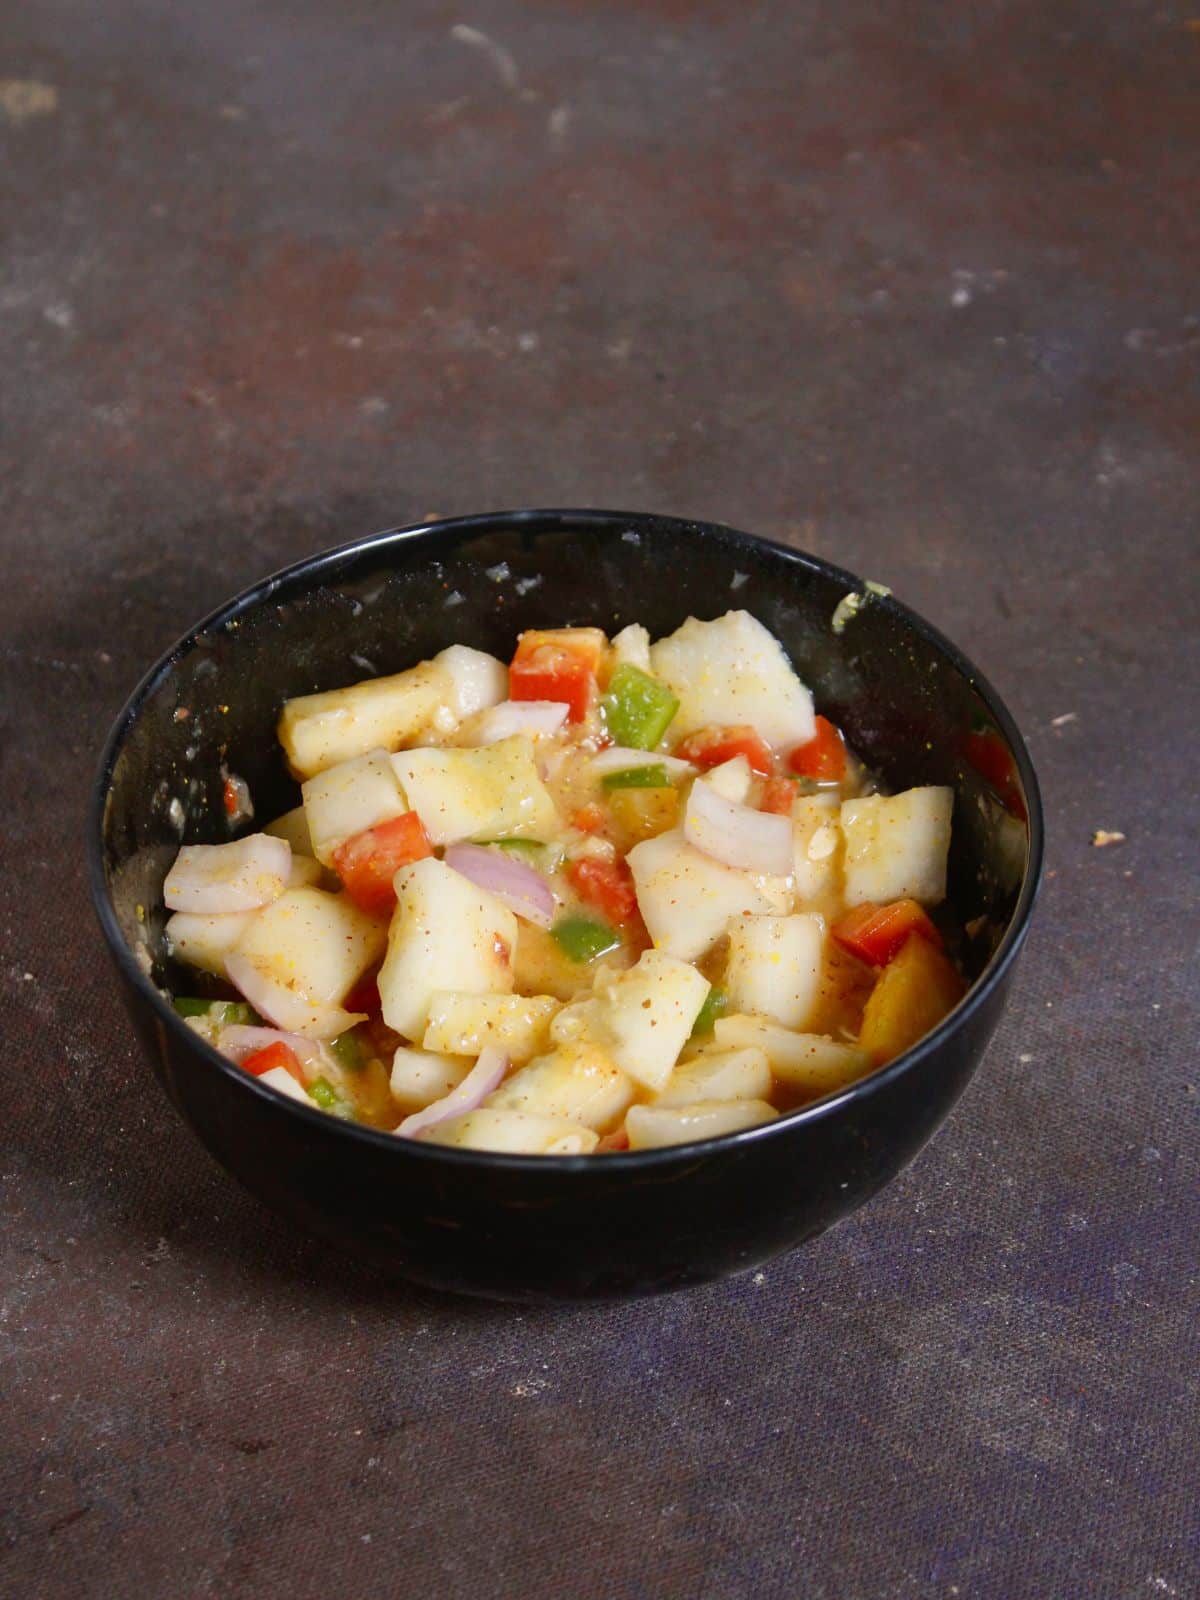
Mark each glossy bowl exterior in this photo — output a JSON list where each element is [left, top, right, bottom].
[[89, 510, 1042, 1300]]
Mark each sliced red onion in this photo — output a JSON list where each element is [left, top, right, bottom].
[[395, 1046, 508, 1140], [473, 700, 569, 744], [164, 833, 291, 913], [684, 778, 794, 875], [224, 953, 363, 1039], [218, 1024, 326, 1074], [444, 842, 555, 928], [589, 746, 694, 778]]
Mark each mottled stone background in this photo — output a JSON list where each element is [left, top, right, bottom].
[[2, 2, 1196, 1595]]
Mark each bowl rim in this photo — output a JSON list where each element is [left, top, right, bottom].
[[87, 507, 1044, 1171]]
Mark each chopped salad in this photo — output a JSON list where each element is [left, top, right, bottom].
[[163, 611, 965, 1153]]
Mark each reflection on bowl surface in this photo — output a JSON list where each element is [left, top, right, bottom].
[[89, 510, 1042, 1300]]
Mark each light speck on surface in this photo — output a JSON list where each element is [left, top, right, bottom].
[[0, 79, 58, 124], [485, 562, 510, 582], [450, 23, 519, 91], [547, 103, 570, 147], [512, 1377, 549, 1397]]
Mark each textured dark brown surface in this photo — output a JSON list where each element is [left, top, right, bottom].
[[2, 2, 1197, 1595]]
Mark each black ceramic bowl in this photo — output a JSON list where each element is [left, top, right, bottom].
[[89, 510, 1042, 1300]]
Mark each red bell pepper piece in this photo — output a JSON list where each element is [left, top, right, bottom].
[[831, 899, 942, 966], [786, 715, 846, 782], [332, 811, 433, 916], [242, 1040, 303, 1080], [674, 724, 773, 777], [509, 628, 606, 723]]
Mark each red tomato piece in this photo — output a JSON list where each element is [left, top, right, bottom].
[[344, 972, 381, 1015], [674, 724, 773, 777], [242, 1040, 303, 1080], [332, 811, 433, 916], [567, 856, 639, 925], [509, 628, 605, 723], [760, 777, 797, 816], [831, 900, 942, 967], [786, 715, 846, 782], [571, 802, 608, 835]]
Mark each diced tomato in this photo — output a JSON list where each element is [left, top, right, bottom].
[[567, 856, 639, 925], [760, 776, 797, 816], [674, 724, 773, 777], [332, 811, 432, 916], [223, 778, 239, 817], [787, 716, 846, 782], [963, 727, 1027, 822], [242, 1040, 303, 1080], [344, 972, 381, 1015], [831, 899, 942, 966], [571, 802, 607, 834], [510, 628, 605, 723]]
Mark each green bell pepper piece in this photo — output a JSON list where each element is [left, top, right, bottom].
[[308, 1076, 355, 1119], [173, 998, 260, 1026], [600, 763, 671, 791], [689, 985, 728, 1039], [601, 665, 679, 750], [551, 915, 621, 963], [330, 1029, 367, 1072], [482, 837, 565, 873]]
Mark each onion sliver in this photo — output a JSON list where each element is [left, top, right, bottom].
[[589, 747, 694, 779], [684, 779, 794, 875], [444, 842, 555, 928], [164, 834, 291, 913], [474, 700, 569, 744], [395, 1046, 509, 1140], [218, 1024, 326, 1073]]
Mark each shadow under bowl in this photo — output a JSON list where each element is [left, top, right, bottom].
[[88, 509, 1042, 1300]]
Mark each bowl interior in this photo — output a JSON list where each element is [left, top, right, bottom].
[[96, 511, 1036, 1019]]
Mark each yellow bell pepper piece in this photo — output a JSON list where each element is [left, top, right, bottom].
[[858, 935, 966, 1065]]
